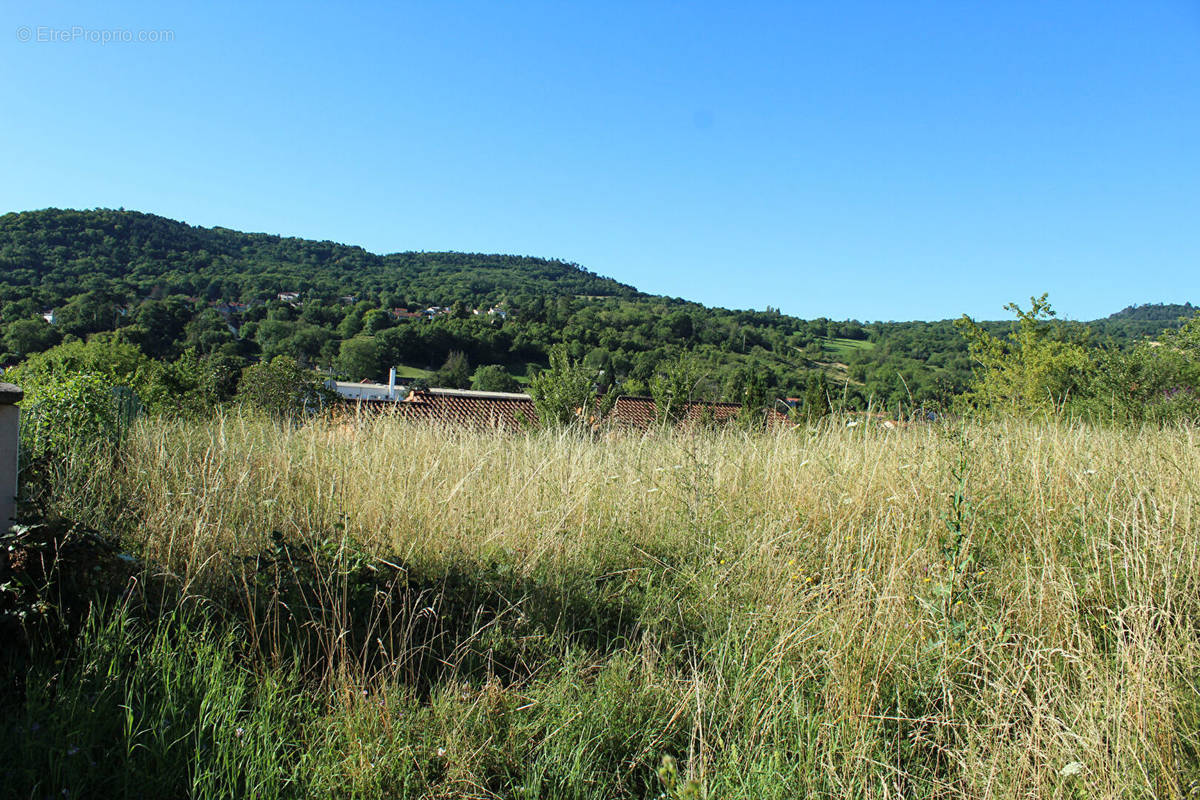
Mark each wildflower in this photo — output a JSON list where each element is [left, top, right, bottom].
[[436, 747, 447, 758], [235, 727, 244, 738]]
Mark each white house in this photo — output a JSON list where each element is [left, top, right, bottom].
[[326, 367, 406, 402]]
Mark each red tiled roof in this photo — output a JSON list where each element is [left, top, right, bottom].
[[337, 389, 790, 431]]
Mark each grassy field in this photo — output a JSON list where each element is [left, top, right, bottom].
[[820, 336, 876, 360], [5, 414, 1200, 798], [394, 364, 437, 381]]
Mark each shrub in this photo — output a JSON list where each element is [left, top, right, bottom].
[[237, 356, 335, 421], [955, 295, 1094, 416], [528, 344, 615, 428], [650, 351, 703, 426], [470, 364, 520, 393]]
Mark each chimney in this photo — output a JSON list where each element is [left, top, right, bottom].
[[388, 366, 397, 400]]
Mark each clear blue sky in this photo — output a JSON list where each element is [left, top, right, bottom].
[[2, 1, 1197, 321]]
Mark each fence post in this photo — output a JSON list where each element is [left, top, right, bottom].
[[0, 382, 22, 531]]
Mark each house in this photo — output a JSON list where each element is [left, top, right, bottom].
[[278, 291, 301, 304], [327, 367, 406, 402], [211, 301, 250, 316], [41, 311, 56, 325], [389, 308, 424, 321]]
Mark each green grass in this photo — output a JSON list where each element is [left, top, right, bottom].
[[820, 336, 876, 359], [392, 364, 436, 380], [6, 413, 1200, 798]]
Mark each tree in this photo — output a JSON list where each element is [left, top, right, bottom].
[[362, 309, 393, 335], [528, 344, 617, 428], [650, 351, 703, 426], [470, 364, 520, 393], [336, 336, 382, 381], [732, 367, 772, 428], [955, 295, 1094, 416], [435, 350, 471, 389], [3, 318, 59, 358], [800, 371, 831, 421], [237, 356, 335, 420]]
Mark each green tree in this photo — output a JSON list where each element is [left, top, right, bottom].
[[955, 294, 1094, 416], [650, 351, 703, 426], [528, 343, 617, 428], [336, 336, 382, 381], [3, 318, 60, 358], [435, 350, 471, 389], [362, 309, 393, 335], [470, 364, 520, 392], [237, 356, 335, 420], [800, 371, 831, 421]]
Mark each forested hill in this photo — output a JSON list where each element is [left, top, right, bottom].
[[0, 208, 1192, 410], [0, 208, 638, 305]]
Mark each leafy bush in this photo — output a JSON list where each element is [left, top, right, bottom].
[[237, 356, 335, 420], [19, 372, 129, 464], [470, 364, 520, 393], [650, 351, 703, 426], [528, 344, 616, 428], [0, 516, 133, 651], [955, 295, 1095, 416]]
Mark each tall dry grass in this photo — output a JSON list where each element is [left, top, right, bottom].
[[104, 413, 1200, 797]]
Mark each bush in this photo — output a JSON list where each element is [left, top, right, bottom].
[[237, 356, 335, 421], [19, 372, 129, 464], [528, 344, 615, 428], [955, 295, 1094, 416], [650, 351, 703, 426], [470, 364, 520, 393]]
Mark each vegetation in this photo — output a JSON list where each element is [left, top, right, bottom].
[[2, 209, 1192, 412], [527, 344, 616, 428], [957, 295, 1200, 424], [4, 412, 1199, 798], [3, 208, 1200, 798]]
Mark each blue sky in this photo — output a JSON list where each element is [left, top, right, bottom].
[[2, 1, 1198, 321]]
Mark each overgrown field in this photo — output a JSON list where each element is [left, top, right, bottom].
[[5, 414, 1200, 798]]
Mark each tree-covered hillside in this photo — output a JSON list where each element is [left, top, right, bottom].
[[0, 208, 1192, 411]]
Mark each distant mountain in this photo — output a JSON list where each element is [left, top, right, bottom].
[[1103, 303, 1196, 322], [0, 208, 639, 306], [0, 208, 1193, 409]]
